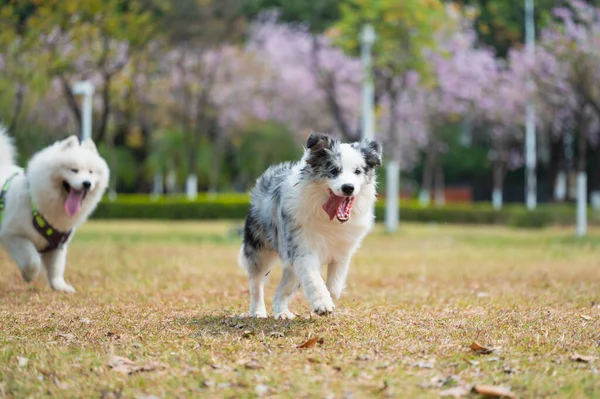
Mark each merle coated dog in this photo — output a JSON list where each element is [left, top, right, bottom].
[[238, 132, 382, 318]]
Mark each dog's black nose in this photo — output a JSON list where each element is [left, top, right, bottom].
[[341, 184, 354, 196], [82, 181, 92, 190]]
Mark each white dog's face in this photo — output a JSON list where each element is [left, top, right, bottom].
[[45, 136, 109, 217], [304, 133, 382, 222]]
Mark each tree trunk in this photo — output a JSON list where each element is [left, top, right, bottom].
[[548, 135, 563, 201], [8, 83, 24, 132], [434, 160, 445, 207], [60, 76, 82, 128], [310, 37, 356, 140], [208, 127, 224, 194], [96, 72, 112, 143]]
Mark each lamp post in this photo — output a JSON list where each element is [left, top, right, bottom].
[[524, 0, 536, 210], [361, 24, 375, 141], [72, 81, 94, 141]]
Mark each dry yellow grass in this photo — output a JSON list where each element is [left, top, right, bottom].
[[1, 221, 599, 398]]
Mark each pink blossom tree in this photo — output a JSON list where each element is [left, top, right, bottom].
[[526, 0, 600, 208]]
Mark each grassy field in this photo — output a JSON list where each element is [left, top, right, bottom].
[[1, 221, 599, 398]]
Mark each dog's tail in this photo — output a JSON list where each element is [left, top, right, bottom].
[[0, 125, 16, 169]]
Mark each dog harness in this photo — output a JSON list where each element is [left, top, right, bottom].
[[0, 172, 72, 252], [0, 171, 20, 225]]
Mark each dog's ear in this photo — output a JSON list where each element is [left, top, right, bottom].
[[59, 135, 79, 151], [81, 138, 98, 154], [356, 139, 383, 168], [306, 132, 336, 153]]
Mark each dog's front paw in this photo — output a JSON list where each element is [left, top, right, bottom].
[[311, 297, 335, 316], [248, 310, 268, 318], [274, 311, 296, 320], [50, 279, 76, 293]]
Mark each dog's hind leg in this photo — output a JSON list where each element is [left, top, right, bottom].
[[42, 248, 75, 293], [239, 245, 277, 318], [273, 266, 300, 320], [2, 237, 42, 283]]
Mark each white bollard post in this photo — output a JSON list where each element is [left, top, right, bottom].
[[576, 172, 587, 237], [385, 160, 399, 232]]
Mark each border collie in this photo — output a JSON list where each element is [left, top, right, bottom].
[[238, 132, 382, 318]]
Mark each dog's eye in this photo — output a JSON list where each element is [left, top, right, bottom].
[[71, 169, 79, 173], [89, 170, 93, 174], [354, 168, 361, 175], [329, 167, 340, 177]]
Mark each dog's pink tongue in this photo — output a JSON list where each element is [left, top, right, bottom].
[[322, 192, 345, 221], [64, 190, 84, 217]]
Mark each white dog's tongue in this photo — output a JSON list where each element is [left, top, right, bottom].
[[322, 192, 346, 221], [65, 189, 84, 217]]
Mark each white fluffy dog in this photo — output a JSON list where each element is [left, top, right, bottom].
[[239, 132, 382, 318], [0, 126, 109, 292]]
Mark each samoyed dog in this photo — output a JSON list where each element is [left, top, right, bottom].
[[0, 126, 109, 292], [239, 132, 382, 318]]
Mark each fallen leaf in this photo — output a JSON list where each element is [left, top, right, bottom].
[[472, 385, 515, 398], [421, 375, 455, 389], [17, 356, 28, 368], [241, 330, 254, 338], [297, 336, 323, 349], [579, 314, 593, 321], [203, 380, 215, 388], [411, 361, 434, 369], [181, 365, 199, 376], [440, 386, 469, 398], [470, 342, 495, 355], [108, 355, 163, 375], [244, 360, 263, 370], [81, 317, 91, 324], [269, 331, 284, 338], [570, 354, 596, 363], [106, 332, 120, 340], [57, 333, 75, 342], [40, 370, 67, 389]]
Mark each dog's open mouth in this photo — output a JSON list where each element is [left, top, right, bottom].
[[63, 181, 87, 217], [322, 189, 355, 223]]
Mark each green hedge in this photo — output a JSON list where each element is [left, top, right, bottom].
[[92, 194, 599, 228]]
